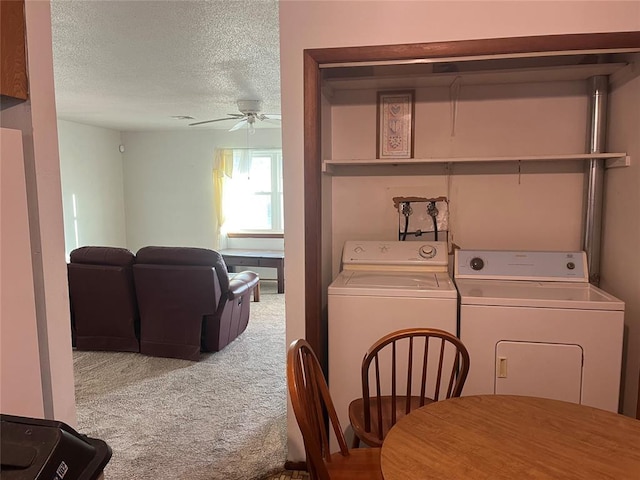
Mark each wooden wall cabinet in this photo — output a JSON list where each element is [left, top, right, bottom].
[[1, 0, 28, 101]]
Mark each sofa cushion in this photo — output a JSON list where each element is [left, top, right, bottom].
[[70, 246, 135, 267], [68, 246, 139, 352], [136, 246, 229, 292]]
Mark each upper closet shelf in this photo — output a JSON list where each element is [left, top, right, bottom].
[[322, 153, 630, 175]]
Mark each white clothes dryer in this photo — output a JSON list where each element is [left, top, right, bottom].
[[454, 249, 624, 412], [328, 240, 457, 446]]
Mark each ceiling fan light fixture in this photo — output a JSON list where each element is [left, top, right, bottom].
[[237, 99, 262, 114]]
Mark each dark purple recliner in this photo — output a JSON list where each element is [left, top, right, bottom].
[[67, 246, 140, 352], [133, 246, 259, 361]]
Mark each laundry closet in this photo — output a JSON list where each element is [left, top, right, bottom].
[[302, 34, 640, 419], [323, 60, 629, 275]]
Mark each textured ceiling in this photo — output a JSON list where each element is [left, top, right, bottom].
[[50, 0, 281, 131]]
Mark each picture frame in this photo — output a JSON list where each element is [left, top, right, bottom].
[[377, 90, 415, 159]]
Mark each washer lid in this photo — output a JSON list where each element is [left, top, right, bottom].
[[329, 271, 457, 298], [456, 279, 624, 310]]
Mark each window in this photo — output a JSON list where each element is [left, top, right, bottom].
[[222, 149, 283, 233]]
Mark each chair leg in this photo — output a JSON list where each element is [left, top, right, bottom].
[[351, 434, 360, 449], [253, 281, 260, 302]]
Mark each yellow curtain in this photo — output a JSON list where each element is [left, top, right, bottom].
[[213, 148, 234, 238]]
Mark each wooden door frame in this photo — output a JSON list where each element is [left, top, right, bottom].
[[303, 31, 640, 369]]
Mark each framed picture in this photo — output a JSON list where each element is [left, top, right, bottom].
[[377, 90, 415, 159]]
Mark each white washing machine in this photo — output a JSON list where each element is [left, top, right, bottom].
[[454, 249, 625, 412], [328, 240, 457, 446]]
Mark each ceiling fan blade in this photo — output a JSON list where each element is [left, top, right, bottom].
[[189, 117, 242, 126], [262, 118, 281, 126], [229, 119, 248, 132], [262, 113, 282, 120]]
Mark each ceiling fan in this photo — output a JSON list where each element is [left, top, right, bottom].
[[188, 100, 281, 133]]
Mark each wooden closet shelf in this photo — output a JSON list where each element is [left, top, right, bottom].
[[322, 153, 630, 174]]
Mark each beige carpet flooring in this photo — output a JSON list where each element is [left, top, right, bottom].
[[262, 471, 309, 480], [74, 280, 288, 479]]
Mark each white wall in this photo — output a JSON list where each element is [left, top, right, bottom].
[[329, 81, 587, 275], [57, 124, 283, 277], [57, 120, 127, 258], [121, 128, 282, 253], [602, 64, 640, 417], [280, 0, 640, 461]]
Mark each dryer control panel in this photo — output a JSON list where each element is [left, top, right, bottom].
[[342, 241, 448, 267], [454, 250, 588, 282]]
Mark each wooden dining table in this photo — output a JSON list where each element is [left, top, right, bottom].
[[381, 395, 640, 479]]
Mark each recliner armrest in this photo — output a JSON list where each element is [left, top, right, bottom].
[[228, 271, 259, 299]]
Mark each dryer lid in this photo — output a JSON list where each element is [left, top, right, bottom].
[[456, 279, 624, 310]]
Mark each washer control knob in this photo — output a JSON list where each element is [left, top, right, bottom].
[[566, 262, 575, 270], [419, 245, 436, 259], [354, 246, 364, 254], [470, 257, 485, 271]]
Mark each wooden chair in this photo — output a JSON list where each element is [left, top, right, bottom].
[[287, 339, 383, 480], [349, 328, 470, 448]]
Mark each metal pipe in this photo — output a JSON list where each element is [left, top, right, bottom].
[[582, 76, 608, 286]]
